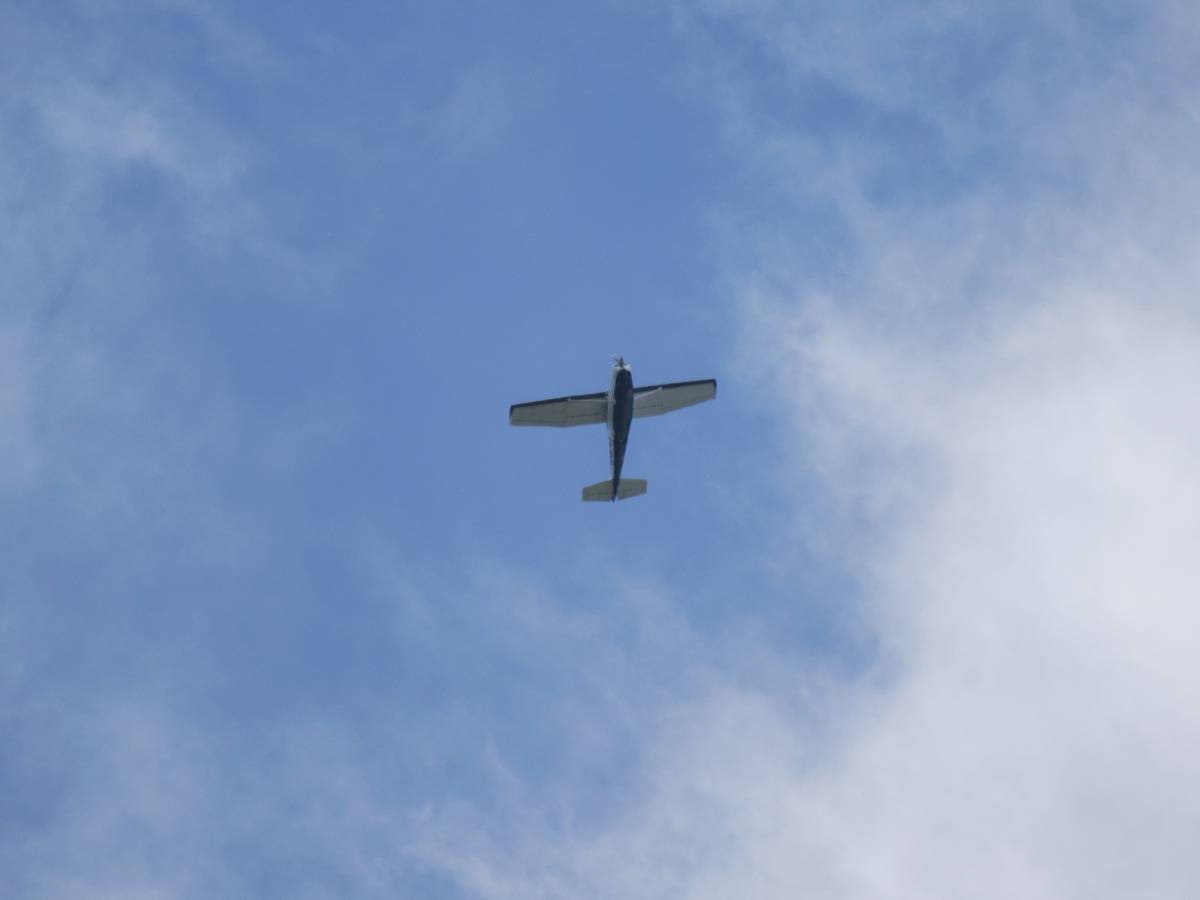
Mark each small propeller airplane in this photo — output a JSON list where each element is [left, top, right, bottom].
[[509, 357, 717, 502]]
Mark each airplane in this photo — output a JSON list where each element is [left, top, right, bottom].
[[509, 357, 717, 502]]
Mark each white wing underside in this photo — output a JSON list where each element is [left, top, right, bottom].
[[509, 378, 717, 427], [633, 379, 717, 418], [509, 393, 607, 427]]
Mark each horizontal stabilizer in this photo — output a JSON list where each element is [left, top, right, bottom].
[[582, 478, 648, 502]]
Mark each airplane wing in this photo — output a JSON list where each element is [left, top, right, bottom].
[[633, 379, 717, 418], [509, 391, 608, 427]]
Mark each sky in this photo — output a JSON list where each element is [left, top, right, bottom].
[[4, 1, 1200, 897]]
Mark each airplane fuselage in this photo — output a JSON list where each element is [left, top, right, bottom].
[[607, 363, 635, 501]]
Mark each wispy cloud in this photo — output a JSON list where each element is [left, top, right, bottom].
[[0, 1, 263, 497]]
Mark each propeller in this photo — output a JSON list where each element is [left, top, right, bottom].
[[611, 354, 627, 368]]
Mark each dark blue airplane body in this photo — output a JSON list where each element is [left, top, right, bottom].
[[509, 357, 717, 502], [607, 365, 635, 501]]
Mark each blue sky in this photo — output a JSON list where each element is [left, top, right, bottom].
[[6, 2, 1200, 898]]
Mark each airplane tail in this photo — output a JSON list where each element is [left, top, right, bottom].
[[582, 478, 647, 502]]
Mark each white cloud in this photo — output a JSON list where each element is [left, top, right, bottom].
[[721, 285, 1200, 899], [402, 3, 1200, 897], [407, 247, 1200, 900]]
